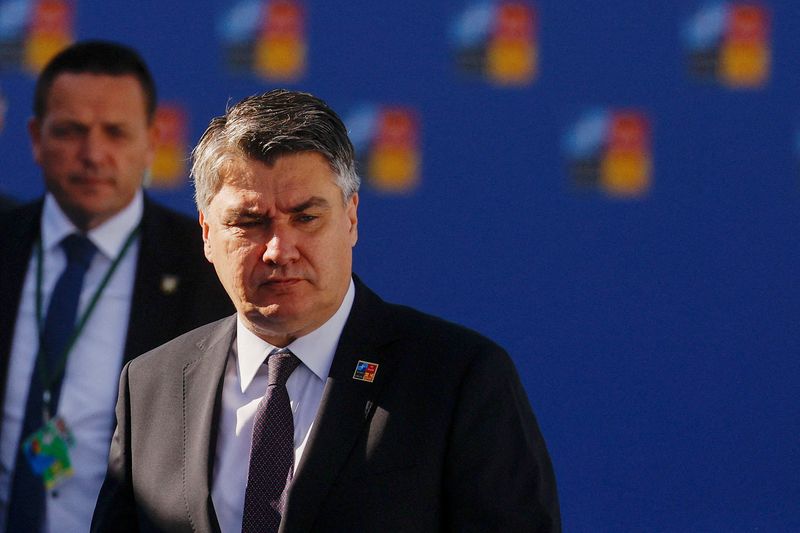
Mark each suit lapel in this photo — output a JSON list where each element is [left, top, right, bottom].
[[182, 316, 236, 533], [124, 198, 177, 363], [282, 280, 400, 532]]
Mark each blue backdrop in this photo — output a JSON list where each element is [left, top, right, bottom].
[[1, 1, 798, 531]]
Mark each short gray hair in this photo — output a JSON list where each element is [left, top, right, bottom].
[[191, 89, 359, 211]]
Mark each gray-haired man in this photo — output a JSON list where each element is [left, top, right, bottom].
[[92, 89, 560, 533]]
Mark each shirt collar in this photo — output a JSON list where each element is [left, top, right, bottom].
[[41, 190, 144, 260], [236, 279, 356, 394]]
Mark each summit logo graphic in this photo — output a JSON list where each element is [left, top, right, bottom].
[[563, 108, 652, 198], [346, 104, 421, 194], [0, 0, 73, 73], [218, 0, 306, 81], [682, 2, 770, 88], [450, 1, 537, 86], [149, 104, 189, 189]]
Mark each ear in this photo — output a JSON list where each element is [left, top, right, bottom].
[[346, 193, 359, 247], [198, 211, 213, 263], [28, 117, 43, 165]]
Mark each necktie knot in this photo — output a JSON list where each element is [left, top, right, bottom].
[[61, 234, 97, 269], [266, 348, 300, 387]]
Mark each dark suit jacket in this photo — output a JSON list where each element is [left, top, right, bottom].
[[91, 278, 560, 533], [0, 194, 16, 211], [0, 195, 235, 438]]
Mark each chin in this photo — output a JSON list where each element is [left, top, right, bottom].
[[244, 304, 292, 328]]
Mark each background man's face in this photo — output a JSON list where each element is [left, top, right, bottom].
[[29, 72, 156, 231], [200, 151, 359, 346]]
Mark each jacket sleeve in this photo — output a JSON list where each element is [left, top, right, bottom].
[[90, 361, 140, 533], [442, 344, 561, 532]]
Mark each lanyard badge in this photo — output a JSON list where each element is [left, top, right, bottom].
[[20, 225, 140, 489], [21, 416, 76, 489]]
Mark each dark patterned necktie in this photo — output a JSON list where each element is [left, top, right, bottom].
[[241, 348, 300, 533], [6, 233, 97, 532]]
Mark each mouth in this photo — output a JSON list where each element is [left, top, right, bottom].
[[261, 277, 303, 289], [70, 175, 113, 187]]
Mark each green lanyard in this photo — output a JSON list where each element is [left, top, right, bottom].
[[34, 224, 141, 420]]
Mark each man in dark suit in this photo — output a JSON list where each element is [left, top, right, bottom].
[[0, 41, 232, 533], [92, 90, 560, 532]]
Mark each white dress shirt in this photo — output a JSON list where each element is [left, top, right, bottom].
[[211, 280, 355, 533], [0, 192, 143, 533]]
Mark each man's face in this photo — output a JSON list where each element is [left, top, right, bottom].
[[200, 152, 359, 346], [29, 72, 156, 231]]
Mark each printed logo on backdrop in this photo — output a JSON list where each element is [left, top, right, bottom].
[[682, 2, 770, 89], [346, 104, 421, 194], [0, 0, 73, 73], [450, 0, 537, 86], [148, 104, 189, 189], [563, 108, 652, 198], [218, 0, 306, 81]]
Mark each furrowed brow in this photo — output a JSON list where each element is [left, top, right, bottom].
[[224, 207, 263, 220], [289, 197, 331, 213]]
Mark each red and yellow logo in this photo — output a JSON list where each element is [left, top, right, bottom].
[[219, 0, 306, 81], [563, 108, 652, 198], [683, 2, 770, 89], [719, 4, 769, 87], [0, 0, 76, 74], [487, 2, 537, 84], [149, 104, 189, 188], [254, 0, 305, 80], [348, 104, 421, 194], [367, 108, 420, 193], [601, 112, 651, 197], [451, 1, 538, 86]]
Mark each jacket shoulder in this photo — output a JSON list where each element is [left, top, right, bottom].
[[129, 314, 236, 373], [0, 200, 41, 234], [141, 198, 202, 243], [387, 301, 504, 354]]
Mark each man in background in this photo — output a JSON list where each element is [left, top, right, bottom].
[[0, 41, 233, 532], [92, 89, 560, 532]]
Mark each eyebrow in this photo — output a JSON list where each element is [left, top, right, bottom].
[[224, 197, 331, 218], [288, 197, 331, 213], [226, 209, 262, 220]]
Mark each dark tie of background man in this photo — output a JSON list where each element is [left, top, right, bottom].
[[241, 348, 301, 533], [6, 234, 97, 531]]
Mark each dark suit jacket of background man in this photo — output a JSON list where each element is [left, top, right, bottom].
[[0, 195, 16, 211], [0, 196, 235, 434], [91, 277, 560, 533]]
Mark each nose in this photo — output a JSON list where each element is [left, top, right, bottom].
[[79, 128, 106, 165], [262, 225, 300, 266]]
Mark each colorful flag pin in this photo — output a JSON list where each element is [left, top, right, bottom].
[[353, 360, 379, 382]]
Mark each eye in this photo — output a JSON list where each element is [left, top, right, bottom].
[[106, 126, 128, 139], [222, 216, 260, 229], [232, 220, 261, 228], [50, 123, 85, 139], [296, 214, 318, 224]]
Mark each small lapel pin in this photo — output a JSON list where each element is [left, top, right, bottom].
[[353, 360, 379, 382], [160, 274, 180, 295]]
